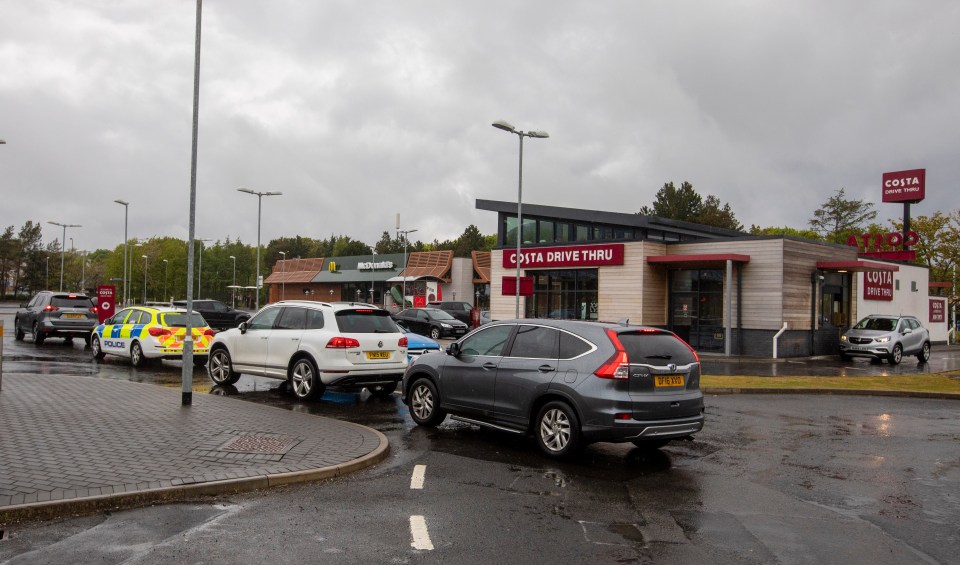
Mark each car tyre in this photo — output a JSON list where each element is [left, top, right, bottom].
[[84, 334, 92, 347], [130, 341, 149, 368], [32, 322, 45, 345], [14, 319, 24, 341], [208, 348, 241, 385], [91, 335, 106, 359], [889, 344, 903, 365], [429, 326, 441, 340], [408, 378, 446, 426], [368, 382, 397, 396], [916, 342, 931, 363], [535, 401, 583, 459], [290, 357, 324, 401]]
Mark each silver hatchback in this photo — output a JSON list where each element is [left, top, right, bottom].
[[401, 319, 704, 459], [839, 314, 931, 364]]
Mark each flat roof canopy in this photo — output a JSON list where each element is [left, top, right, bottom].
[[646, 253, 751, 268], [816, 260, 899, 272]]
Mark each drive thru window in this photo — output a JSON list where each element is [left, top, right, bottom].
[[669, 269, 724, 352]]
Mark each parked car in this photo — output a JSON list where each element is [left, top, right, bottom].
[[839, 314, 931, 364], [207, 300, 408, 400], [427, 301, 475, 325], [393, 307, 470, 340], [91, 306, 214, 367], [396, 321, 442, 361], [401, 319, 704, 458], [171, 299, 250, 331], [14, 291, 98, 345]]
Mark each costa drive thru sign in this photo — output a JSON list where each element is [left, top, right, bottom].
[[882, 168, 925, 203]]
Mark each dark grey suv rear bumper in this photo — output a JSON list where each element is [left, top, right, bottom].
[[582, 413, 705, 443]]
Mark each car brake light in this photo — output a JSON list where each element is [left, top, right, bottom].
[[399, 336, 408, 348], [327, 336, 361, 348], [89, 306, 98, 314], [203, 329, 215, 337], [354, 309, 374, 313], [595, 329, 630, 380], [148, 327, 172, 337], [43, 305, 59, 312], [674, 334, 700, 363]]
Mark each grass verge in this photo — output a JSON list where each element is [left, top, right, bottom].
[[702, 370, 960, 394]]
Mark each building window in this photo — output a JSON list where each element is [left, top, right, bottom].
[[526, 269, 598, 320], [538, 220, 554, 243]]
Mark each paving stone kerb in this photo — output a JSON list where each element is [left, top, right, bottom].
[[0, 374, 388, 525]]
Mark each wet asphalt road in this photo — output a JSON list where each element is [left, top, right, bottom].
[[1, 307, 959, 562]]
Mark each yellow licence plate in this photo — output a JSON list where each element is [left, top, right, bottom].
[[64, 313, 85, 319], [654, 375, 684, 387], [366, 351, 390, 360]]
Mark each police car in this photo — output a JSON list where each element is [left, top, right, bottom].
[[90, 306, 214, 367]]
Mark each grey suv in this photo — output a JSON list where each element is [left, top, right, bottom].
[[839, 314, 931, 364], [14, 291, 98, 345], [401, 319, 704, 458]]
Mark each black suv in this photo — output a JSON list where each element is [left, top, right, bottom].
[[171, 299, 250, 331], [14, 291, 98, 345], [427, 301, 475, 325]]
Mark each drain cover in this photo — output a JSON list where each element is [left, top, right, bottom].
[[218, 434, 300, 455]]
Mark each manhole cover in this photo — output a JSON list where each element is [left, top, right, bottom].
[[218, 434, 300, 455]]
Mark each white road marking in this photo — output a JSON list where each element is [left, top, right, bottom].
[[410, 515, 434, 550], [410, 464, 426, 489]]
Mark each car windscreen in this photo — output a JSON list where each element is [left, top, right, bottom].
[[618, 331, 697, 365], [426, 309, 457, 321], [51, 296, 93, 309], [854, 317, 897, 331], [335, 309, 400, 333], [160, 312, 208, 328]]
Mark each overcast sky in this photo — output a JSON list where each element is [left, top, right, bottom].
[[2, 1, 958, 253]]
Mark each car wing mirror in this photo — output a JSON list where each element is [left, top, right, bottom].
[[239, 321, 248, 334], [902, 327, 912, 335], [447, 342, 461, 357]]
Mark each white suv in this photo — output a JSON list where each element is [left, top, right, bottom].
[[207, 301, 408, 400]]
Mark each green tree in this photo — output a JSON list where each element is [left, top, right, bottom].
[[889, 213, 958, 285], [808, 188, 877, 244], [639, 181, 743, 230], [696, 195, 744, 231], [16, 220, 45, 294], [452, 225, 490, 257], [0, 225, 20, 299], [748, 225, 822, 240]]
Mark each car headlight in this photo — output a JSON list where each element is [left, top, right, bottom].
[[840, 335, 848, 342], [875, 336, 890, 343], [440, 323, 452, 328]]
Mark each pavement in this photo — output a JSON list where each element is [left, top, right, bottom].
[[0, 373, 388, 525], [1, 343, 958, 526]]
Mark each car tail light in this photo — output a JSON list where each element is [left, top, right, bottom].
[[354, 309, 374, 313], [399, 336, 408, 348], [89, 306, 98, 314], [674, 334, 700, 363], [326, 336, 361, 349], [595, 329, 630, 380], [203, 329, 215, 337], [43, 305, 59, 312], [148, 327, 172, 337]]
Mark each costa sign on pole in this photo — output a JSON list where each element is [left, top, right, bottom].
[[96, 285, 116, 323], [882, 168, 925, 203]]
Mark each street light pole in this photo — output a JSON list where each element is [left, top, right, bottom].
[[142, 255, 149, 304], [279, 251, 286, 301], [491, 120, 549, 318], [48, 221, 81, 292], [237, 188, 282, 311], [114, 199, 129, 305], [196, 238, 211, 298], [162, 259, 169, 303], [45, 256, 50, 289], [397, 227, 417, 307], [229, 255, 236, 308]]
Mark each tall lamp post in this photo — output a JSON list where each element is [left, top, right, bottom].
[[397, 227, 417, 306], [237, 188, 282, 310], [229, 255, 237, 308], [278, 251, 286, 301], [491, 120, 549, 318], [196, 238, 211, 298], [162, 259, 169, 302], [48, 221, 81, 292], [114, 199, 129, 305], [45, 256, 50, 289], [141, 255, 149, 304]]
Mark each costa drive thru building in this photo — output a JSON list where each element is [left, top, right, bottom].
[[476, 199, 948, 357]]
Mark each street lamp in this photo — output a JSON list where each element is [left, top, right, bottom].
[[142, 255, 149, 304], [48, 221, 81, 292], [45, 256, 50, 289], [237, 188, 283, 310], [114, 199, 129, 305], [162, 259, 169, 303], [370, 250, 377, 304], [492, 119, 549, 318], [397, 227, 417, 307], [196, 237, 212, 298], [278, 251, 286, 301], [229, 255, 237, 308]]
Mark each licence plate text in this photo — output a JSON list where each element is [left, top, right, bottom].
[[64, 313, 85, 319], [654, 375, 684, 387], [366, 351, 390, 360]]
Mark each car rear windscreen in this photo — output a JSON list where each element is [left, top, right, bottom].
[[161, 312, 208, 328], [618, 331, 697, 365], [51, 296, 93, 309], [335, 310, 400, 333]]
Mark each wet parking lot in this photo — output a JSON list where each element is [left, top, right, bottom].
[[2, 307, 959, 562]]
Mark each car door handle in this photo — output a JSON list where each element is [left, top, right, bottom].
[[482, 362, 498, 370], [538, 364, 555, 373]]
